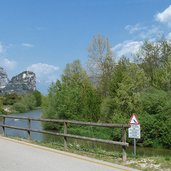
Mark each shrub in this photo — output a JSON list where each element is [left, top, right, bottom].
[[13, 103, 28, 113]]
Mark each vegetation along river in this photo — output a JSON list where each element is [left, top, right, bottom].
[[0, 109, 171, 157]]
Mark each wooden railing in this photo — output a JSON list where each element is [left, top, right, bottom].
[[0, 115, 130, 161]]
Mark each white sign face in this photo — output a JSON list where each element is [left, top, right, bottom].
[[128, 124, 141, 139]]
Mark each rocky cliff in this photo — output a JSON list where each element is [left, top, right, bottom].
[[0, 68, 36, 94], [0, 67, 9, 89]]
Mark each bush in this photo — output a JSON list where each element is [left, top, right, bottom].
[[2, 93, 20, 105], [12, 93, 36, 113], [13, 103, 28, 113]]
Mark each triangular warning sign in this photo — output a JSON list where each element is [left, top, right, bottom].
[[129, 114, 140, 125]]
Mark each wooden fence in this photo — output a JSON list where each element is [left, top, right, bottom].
[[0, 115, 130, 161]]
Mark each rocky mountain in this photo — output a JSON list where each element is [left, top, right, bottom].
[[0, 67, 9, 89], [0, 68, 36, 94]]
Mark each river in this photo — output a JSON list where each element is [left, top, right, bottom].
[[0, 109, 171, 157], [0, 110, 43, 141]]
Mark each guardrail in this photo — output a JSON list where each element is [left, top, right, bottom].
[[0, 115, 130, 161]]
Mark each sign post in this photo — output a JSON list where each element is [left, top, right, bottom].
[[134, 138, 136, 159], [128, 114, 140, 159]]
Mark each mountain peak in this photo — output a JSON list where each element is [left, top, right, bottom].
[[0, 68, 36, 94]]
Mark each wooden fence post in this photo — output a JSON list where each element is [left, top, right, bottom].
[[122, 127, 127, 161], [64, 122, 67, 150], [2, 116, 5, 136], [28, 118, 31, 140]]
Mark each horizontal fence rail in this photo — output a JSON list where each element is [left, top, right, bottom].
[[0, 115, 130, 161]]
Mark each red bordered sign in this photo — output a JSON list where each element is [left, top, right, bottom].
[[129, 114, 140, 125], [128, 114, 141, 139]]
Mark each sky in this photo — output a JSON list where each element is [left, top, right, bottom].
[[0, 0, 171, 93]]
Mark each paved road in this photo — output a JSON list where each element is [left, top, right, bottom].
[[0, 136, 138, 171]]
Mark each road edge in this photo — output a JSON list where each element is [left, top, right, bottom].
[[0, 135, 140, 171]]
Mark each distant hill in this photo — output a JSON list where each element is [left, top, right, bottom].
[[0, 67, 36, 94]]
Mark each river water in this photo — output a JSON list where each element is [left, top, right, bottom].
[[0, 109, 171, 157], [0, 110, 43, 141]]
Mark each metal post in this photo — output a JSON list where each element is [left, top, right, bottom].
[[64, 122, 67, 150], [28, 118, 31, 140], [134, 138, 136, 159], [122, 127, 127, 161], [2, 116, 5, 136]]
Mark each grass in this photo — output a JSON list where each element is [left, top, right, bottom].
[[125, 156, 171, 171]]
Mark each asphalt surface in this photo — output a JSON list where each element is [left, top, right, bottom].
[[0, 136, 139, 171]]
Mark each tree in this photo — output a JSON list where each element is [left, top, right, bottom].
[[136, 39, 171, 89], [61, 60, 100, 121], [111, 58, 149, 116], [0, 97, 4, 114], [33, 90, 42, 107], [87, 34, 115, 97], [42, 60, 101, 123]]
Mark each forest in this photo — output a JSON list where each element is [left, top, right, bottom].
[[42, 35, 171, 149]]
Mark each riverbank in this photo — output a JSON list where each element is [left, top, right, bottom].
[[1, 105, 41, 115], [1, 110, 170, 170], [35, 140, 171, 171]]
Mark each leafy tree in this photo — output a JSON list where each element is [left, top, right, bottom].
[[42, 60, 101, 123], [153, 61, 171, 91], [100, 96, 114, 122], [111, 58, 149, 116], [140, 88, 169, 115], [0, 97, 4, 114], [33, 90, 42, 107], [136, 39, 171, 89], [139, 88, 171, 148], [2, 93, 20, 105]]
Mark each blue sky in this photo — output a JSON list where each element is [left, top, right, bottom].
[[0, 0, 171, 93]]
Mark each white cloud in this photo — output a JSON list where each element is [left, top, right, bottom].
[[139, 26, 163, 39], [125, 24, 146, 34], [112, 40, 143, 60], [0, 58, 17, 70], [27, 63, 59, 84], [125, 23, 163, 40], [155, 5, 171, 27], [21, 43, 34, 48]]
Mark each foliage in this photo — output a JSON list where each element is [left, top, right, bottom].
[[42, 36, 171, 149], [12, 93, 36, 113], [33, 90, 42, 107], [13, 102, 28, 113], [2, 93, 20, 105], [0, 98, 4, 114], [137, 39, 171, 90], [139, 88, 171, 148], [42, 60, 100, 124]]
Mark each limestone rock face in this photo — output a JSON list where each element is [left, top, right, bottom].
[[0, 67, 9, 89], [0, 68, 36, 94]]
